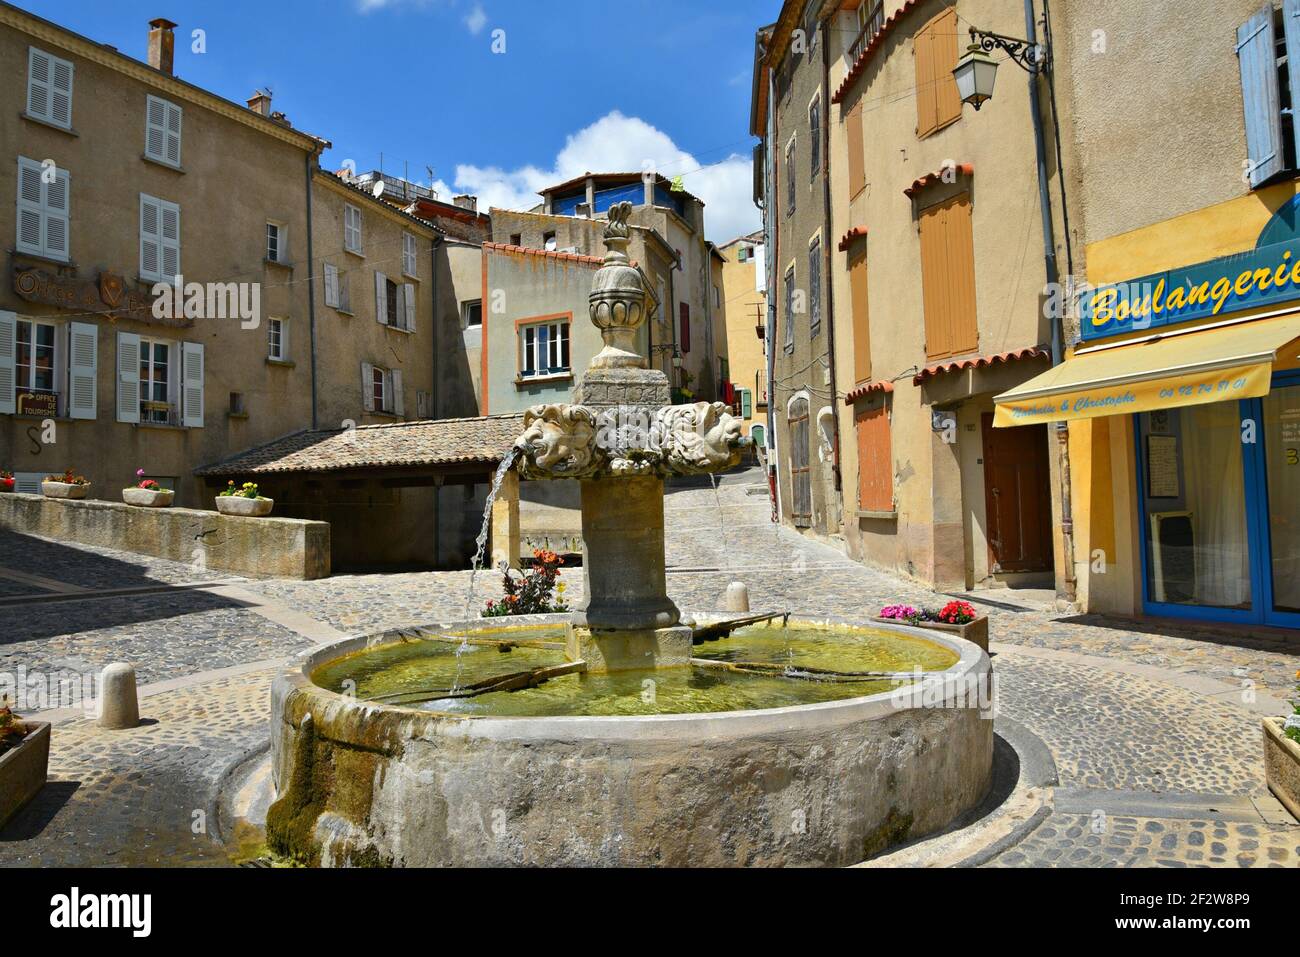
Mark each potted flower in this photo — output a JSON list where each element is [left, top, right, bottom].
[[41, 469, 90, 499], [0, 695, 50, 830], [215, 479, 273, 517], [0, 470, 13, 493], [122, 468, 175, 507], [482, 548, 570, 617], [875, 600, 988, 652], [1263, 670, 1300, 821]]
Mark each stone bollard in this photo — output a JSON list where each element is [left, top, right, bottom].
[[724, 581, 750, 613], [98, 663, 140, 730]]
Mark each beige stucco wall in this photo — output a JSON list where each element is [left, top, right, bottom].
[[717, 236, 769, 440]]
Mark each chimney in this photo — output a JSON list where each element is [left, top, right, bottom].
[[247, 90, 272, 116], [147, 18, 177, 74], [452, 194, 478, 213]]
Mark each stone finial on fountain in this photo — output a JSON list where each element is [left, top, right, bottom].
[[587, 201, 648, 370]]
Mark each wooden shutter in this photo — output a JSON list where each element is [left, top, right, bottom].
[[915, 10, 960, 137], [145, 96, 182, 166], [919, 192, 978, 360], [0, 311, 15, 415], [740, 388, 753, 419], [361, 362, 375, 411], [346, 205, 361, 251], [403, 233, 417, 275], [116, 330, 140, 423], [1240, 4, 1286, 186], [1285, 0, 1300, 167], [16, 158, 44, 256], [680, 302, 691, 353], [391, 369, 404, 416], [850, 248, 871, 383], [808, 240, 821, 332], [28, 48, 72, 128], [789, 397, 812, 526], [856, 402, 893, 511], [846, 104, 865, 198], [140, 194, 161, 279], [403, 283, 416, 330], [181, 341, 203, 427], [374, 271, 388, 325], [324, 262, 339, 307], [160, 200, 180, 279], [67, 321, 97, 420], [44, 166, 69, 260], [48, 52, 72, 127]]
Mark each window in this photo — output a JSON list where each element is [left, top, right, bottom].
[[855, 400, 893, 512], [17, 157, 69, 261], [783, 265, 796, 351], [809, 94, 821, 181], [361, 362, 403, 415], [680, 303, 691, 354], [138, 338, 171, 424], [144, 94, 182, 167], [229, 392, 245, 415], [738, 245, 750, 263], [914, 8, 962, 138], [918, 192, 978, 359], [402, 232, 418, 277], [372, 365, 387, 411], [520, 319, 571, 378], [374, 272, 415, 330], [15, 319, 55, 397], [26, 47, 73, 129], [543, 231, 557, 251], [808, 237, 822, 337], [849, 247, 872, 383], [714, 283, 721, 309], [267, 318, 287, 361], [266, 222, 286, 264], [344, 204, 362, 253], [463, 299, 483, 329], [324, 262, 350, 311], [785, 139, 796, 213], [509, 233, 522, 247], [1238, 5, 1300, 186], [846, 103, 866, 198], [140, 193, 180, 282]]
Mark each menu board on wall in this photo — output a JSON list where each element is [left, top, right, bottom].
[[1146, 434, 1180, 498]]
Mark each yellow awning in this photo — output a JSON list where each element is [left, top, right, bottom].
[[993, 313, 1300, 427]]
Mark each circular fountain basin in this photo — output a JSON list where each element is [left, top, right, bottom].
[[268, 614, 994, 867]]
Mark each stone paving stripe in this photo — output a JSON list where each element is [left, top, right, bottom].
[[202, 583, 348, 646], [0, 578, 243, 607], [1052, 787, 1295, 824], [0, 566, 89, 594]]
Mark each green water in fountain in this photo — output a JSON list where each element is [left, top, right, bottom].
[[311, 622, 959, 717]]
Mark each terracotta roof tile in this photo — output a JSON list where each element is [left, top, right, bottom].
[[838, 226, 868, 251], [912, 347, 1049, 386], [483, 242, 603, 267], [844, 380, 894, 404], [904, 162, 974, 198], [832, 0, 923, 105]]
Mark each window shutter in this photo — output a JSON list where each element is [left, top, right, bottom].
[[391, 369, 404, 416], [680, 303, 691, 353], [361, 362, 375, 411], [339, 270, 351, 312], [919, 193, 977, 359], [27, 48, 50, 121], [13, 472, 42, 495], [49, 54, 72, 128], [375, 271, 388, 325], [165, 100, 182, 166], [181, 341, 204, 427], [403, 283, 416, 330], [850, 248, 871, 383], [1239, 5, 1285, 187], [741, 388, 753, 419], [0, 311, 15, 415], [140, 194, 161, 280], [1282, 0, 1300, 169], [16, 158, 44, 256], [847, 104, 865, 198], [67, 321, 97, 420], [146, 95, 166, 161], [44, 166, 69, 260], [856, 403, 893, 511], [324, 262, 339, 307], [403, 233, 416, 275], [915, 19, 937, 135], [116, 330, 140, 423], [345, 205, 361, 252], [160, 200, 180, 280], [395, 282, 408, 330]]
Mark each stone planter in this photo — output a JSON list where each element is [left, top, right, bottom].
[[122, 487, 175, 508], [0, 721, 50, 829], [215, 495, 274, 517], [1263, 717, 1300, 821], [41, 481, 89, 499], [874, 615, 989, 652]]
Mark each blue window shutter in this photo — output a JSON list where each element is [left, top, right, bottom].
[[1284, 0, 1300, 165], [1238, 5, 1285, 188], [741, 388, 753, 419]]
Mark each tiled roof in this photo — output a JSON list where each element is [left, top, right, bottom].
[[913, 347, 1050, 386], [195, 415, 526, 477], [844, 380, 894, 404], [482, 242, 604, 266], [904, 162, 974, 198], [832, 0, 924, 104], [838, 226, 868, 251]]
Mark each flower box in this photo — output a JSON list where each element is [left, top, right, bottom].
[[122, 487, 175, 507], [41, 480, 89, 499], [0, 477, 13, 492], [1263, 717, 1300, 822], [0, 721, 50, 830], [873, 615, 989, 652], [215, 495, 274, 517]]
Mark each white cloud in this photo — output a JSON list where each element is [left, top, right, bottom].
[[464, 3, 488, 35], [446, 111, 758, 242]]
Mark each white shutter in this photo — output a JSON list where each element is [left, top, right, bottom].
[[165, 100, 182, 166], [160, 200, 180, 280], [361, 362, 375, 411], [324, 262, 339, 307], [44, 166, 69, 260], [49, 53, 72, 128], [16, 158, 43, 256], [67, 321, 97, 420], [140, 194, 161, 280], [1239, 6, 1286, 187], [0, 312, 15, 415], [345, 205, 361, 252], [145, 95, 167, 162], [13, 472, 42, 495], [26, 48, 50, 121], [116, 331, 140, 423], [403, 232, 417, 275], [391, 369, 404, 416], [403, 283, 416, 331], [375, 271, 388, 325], [181, 341, 204, 427]]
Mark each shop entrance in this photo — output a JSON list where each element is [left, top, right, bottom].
[[981, 414, 1054, 574]]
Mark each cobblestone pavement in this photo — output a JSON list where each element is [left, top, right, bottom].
[[0, 467, 1297, 867]]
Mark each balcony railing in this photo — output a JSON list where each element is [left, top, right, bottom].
[[849, 1, 885, 63], [140, 400, 179, 426]]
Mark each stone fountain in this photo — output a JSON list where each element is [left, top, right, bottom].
[[261, 203, 994, 868]]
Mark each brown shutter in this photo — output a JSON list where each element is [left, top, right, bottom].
[[856, 402, 892, 511], [850, 248, 872, 383], [919, 192, 977, 360], [915, 9, 961, 137], [847, 104, 866, 198], [914, 17, 937, 136]]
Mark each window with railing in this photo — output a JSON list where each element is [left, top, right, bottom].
[[850, 1, 885, 63]]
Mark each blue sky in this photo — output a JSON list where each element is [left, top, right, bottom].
[[18, 0, 783, 240]]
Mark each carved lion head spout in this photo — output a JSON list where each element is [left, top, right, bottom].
[[655, 401, 744, 473], [516, 404, 601, 477]]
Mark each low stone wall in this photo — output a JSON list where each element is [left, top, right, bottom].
[[0, 493, 329, 580]]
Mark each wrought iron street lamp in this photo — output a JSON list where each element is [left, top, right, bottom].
[[953, 26, 1048, 110]]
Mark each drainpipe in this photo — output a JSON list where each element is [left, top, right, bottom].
[[820, 16, 842, 497], [305, 150, 319, 430], [766, 61, 779, 520], [1025, 0, 1077, 603], [430, 232, 442, 567]]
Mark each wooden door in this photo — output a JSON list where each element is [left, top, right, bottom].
[[789, 398, 812, 527], [981, 414, 1053, 573]]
